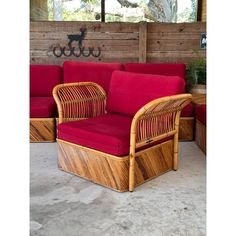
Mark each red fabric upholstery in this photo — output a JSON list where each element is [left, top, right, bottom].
[[30, 97, 57, 118], [196, 104, 206, 126], [58, 113, 133, 156], [181, 103, 193, 117], [107, 71, 185, 116], [30, 65, 62, 97], [58, 113, 173, 156], [124, 63, 186, 80], [124, 63, 192, 117], [63, 61, 123, 93]]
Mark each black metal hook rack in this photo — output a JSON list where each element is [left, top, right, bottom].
[[52, 28, 101, 58]]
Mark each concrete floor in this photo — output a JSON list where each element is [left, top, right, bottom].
[[30, 142, 206, 236]]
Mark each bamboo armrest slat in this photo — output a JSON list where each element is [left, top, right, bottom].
[[53, 82, 107, 124]]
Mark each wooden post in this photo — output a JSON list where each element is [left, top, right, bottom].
[[101, 0, 105, 22], [197, 0, 203, 21], [173, 111, 181, 170], [138, 21, 147, 63], [129, 117, 138, 192]]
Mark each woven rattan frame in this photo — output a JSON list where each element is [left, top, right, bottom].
[[129, 94, 192, 191], [53, 82, 107, 124]]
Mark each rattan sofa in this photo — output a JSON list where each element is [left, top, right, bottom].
[[30, 61, 194, 142], [53, 70, 192, 192], [30, 65, 62, 142]]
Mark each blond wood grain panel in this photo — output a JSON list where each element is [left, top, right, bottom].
[[134, 139, 173, 186], [195, 119, 206, 154], [30, 118, 55, 142], [57, 139, 174, 192], [179, 117, 194, 141]]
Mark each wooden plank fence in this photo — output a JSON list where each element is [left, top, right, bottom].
[[30, 21, 206, 65]]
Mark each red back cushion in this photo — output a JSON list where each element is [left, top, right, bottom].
[[124, 63, 186, 80], [63, 61, 123, 93], [107, 71, 185, 116], [30, 65, 62, 97]]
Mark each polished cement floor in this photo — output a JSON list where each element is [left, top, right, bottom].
[[30, 142, 206, 236]]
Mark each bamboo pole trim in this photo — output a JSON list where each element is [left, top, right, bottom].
[[135, 130, 177, 148], [30, 118, 55, 121]]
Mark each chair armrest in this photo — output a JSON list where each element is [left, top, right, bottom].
[[130, 94, 192, 149], [53, 82, 107, 124], [128, 94, 192, 191]]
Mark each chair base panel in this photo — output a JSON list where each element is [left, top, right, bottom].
[[30, 118, 55, 142], [195, 119, 206, 154], [57, 139, 174, 192], [179, 117, 194, 141]]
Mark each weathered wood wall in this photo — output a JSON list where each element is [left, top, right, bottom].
[[147, 22, 206, 63], [30, 21, 206, 65]]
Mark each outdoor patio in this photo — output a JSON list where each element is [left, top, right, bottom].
[[30, 141, 206, 236]]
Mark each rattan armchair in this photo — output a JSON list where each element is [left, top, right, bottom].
[[53, 82, 192, 192]]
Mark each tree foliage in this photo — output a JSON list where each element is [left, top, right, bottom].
[[47, 0, 196, 22], [177, 0, 197, 22]]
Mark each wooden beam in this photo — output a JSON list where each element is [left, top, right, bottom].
[[197, 0, 203, 21], [101, 0, 105, 22], [138, 21, 147, 63]]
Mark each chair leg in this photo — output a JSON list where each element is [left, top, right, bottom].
[[129, 154, 135, 192], [173, 134, 179, 170]]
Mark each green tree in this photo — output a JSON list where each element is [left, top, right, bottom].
[[177, 0, 197, 22]]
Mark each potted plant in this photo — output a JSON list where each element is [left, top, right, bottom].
[[186, 50, 206, 94]]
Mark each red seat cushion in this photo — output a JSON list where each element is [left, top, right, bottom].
[[30, 65, 62, 97], [63, 61, 123, 94], [124, 63, 186, 80], [30, 97, 57, 118], [58, 113, 133, 156], [107, 71, 185, 116], [196, 104, 206, 126]]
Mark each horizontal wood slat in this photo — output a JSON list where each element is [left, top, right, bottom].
[[30, 22, 139, 32], [147, 22, 206, 32]]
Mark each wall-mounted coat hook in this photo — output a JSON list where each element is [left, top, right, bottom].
[[52, 28, 101, 58]]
